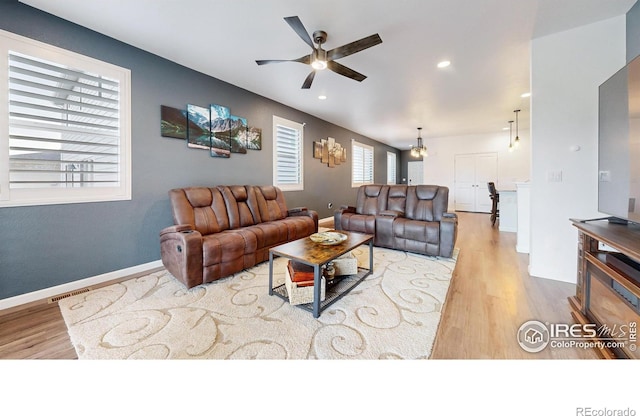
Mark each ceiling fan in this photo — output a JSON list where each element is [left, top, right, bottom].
[[256, 16, 382, 89]]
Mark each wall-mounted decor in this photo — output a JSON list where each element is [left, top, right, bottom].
[[160, 105, 187, 139], [247, 127, 262, 150], [314, 137, 346, 168], [210, 104, 240, 155], [161, 103, 262, 158], [187, 104, 215, 151]]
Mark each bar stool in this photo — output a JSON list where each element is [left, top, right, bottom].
[[488, 182, 499, 226]]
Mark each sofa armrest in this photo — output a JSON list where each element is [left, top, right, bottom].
[[287, 207, 307, 214], [379, 210, 404, 218], [443, 212, 458, 221], [288, 207, 319, 232], [159, 226, 204, 289], [333, 205, 356, 231], [439, 213, 458, 258], [160, 224, 194, 236], [339, 205, 357, 213]]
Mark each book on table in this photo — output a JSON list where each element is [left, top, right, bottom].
[[287, 260, 316, 287]]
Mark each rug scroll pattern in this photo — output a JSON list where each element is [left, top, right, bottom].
[[58, 247, 458, 359]]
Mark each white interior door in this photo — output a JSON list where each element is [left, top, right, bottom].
[[454, 155, 476, 211], [407, 161, 424, 185], [454, 153, 497, 212]]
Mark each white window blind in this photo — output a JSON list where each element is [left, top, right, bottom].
[[273, 116, 303, 191], [352, 140, 374, 187], [387, 151, 397, 184], [0, 29, 131, 207]]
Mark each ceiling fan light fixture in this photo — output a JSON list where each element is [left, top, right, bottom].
[[311, 48, 327, 70]]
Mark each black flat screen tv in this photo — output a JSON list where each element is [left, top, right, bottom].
[[598, 54, 640, 225]]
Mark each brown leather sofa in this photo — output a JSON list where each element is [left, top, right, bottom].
[[334, 184, 457, 258], [160, 185, 318, 289]]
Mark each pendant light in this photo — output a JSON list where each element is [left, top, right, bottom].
[[410, 127, 428, 157], [508, 120, 514, 152], [514, 109, 521, 148]]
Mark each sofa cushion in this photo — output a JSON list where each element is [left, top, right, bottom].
[[278, 216, 317, 241], [406, 185, 448, 222], [356, 185, 388, 215], [255, 185, 288, 222], [387, 185, 408, 213], [202, 232, 246, 268], [169, 187, 230, 235], [338, 213, 376, 234], [245, 222, 289, 249], [392, 218, 441, 256], [219, 185, 261, 229]]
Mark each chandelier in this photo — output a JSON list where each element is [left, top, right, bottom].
[[411, 127, 428, 157]]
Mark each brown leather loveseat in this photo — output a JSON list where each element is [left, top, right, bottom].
[[334, 184, 457, 258], [160, 185, 318, 289]]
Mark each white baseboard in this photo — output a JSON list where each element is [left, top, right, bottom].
[[0, 260, 163, 311]]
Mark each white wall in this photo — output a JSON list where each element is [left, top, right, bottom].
[[529, 16, 627, 283], [423, 132, 531, 211]]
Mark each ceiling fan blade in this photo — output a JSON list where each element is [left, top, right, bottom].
[[284, 16, 314, 49], [256, 55, 311, 66], [327, 34, 382, 61], [301, 71, 316, 89], [327, 61, 367, 82]]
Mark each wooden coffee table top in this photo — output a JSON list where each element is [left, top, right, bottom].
[[270, 230, 373, 266]]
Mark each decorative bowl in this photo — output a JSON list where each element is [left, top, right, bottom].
[[309, 231, 348, 245]]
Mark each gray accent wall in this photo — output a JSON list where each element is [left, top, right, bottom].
[[0, 1, 400, 299], [628, 1, 640, 63]]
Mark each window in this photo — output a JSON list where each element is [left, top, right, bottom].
[[387, 151, 397, 184], [0, 29, 131, 207], [273, 115, 304, 191], [352, 140, 374, 187]]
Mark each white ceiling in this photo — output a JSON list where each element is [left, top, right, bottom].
[[20, 0, 637, 149]]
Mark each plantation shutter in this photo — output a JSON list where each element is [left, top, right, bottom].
[[387, 151, 397, 184], [273, 116, 303, 190], [352, 141, 374, 186], [8, 51, 121, 189]]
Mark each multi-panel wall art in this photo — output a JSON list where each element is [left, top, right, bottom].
[[313, 137, 346, 168], [161, 104, 262, 158]]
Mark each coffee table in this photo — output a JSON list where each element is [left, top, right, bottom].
[[268, 230, 374, 318]]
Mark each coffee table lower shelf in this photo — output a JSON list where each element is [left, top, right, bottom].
[[272, 267, 372, 315]]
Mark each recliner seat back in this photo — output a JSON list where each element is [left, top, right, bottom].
[[356, 185, 388, 215], [218, 185, 261, 229], [406, 185, 448, 222], [169, 187, 231, 235], [255, 185, 288, 222]]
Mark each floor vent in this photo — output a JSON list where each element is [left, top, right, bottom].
[[48, 287, 92, 304]]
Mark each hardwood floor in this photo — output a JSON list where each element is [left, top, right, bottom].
[[431, 212, 596, 359], [0, 211, 597, 359]]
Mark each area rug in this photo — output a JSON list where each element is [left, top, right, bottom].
[[58, 246, 459, 359]]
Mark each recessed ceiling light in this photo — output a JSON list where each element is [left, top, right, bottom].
[[318, 95, 327, 100], [521, 92, 531, 98], [437, 61, 451, 69]]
